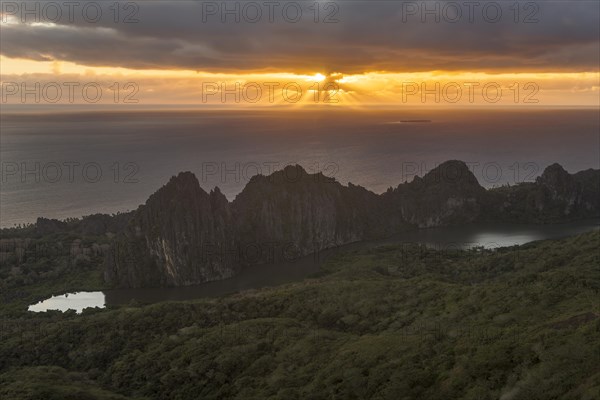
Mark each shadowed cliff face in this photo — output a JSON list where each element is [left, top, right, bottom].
[[383, 160, 487, 228], [103, 161, 599, 288], [104, 166, 403, 288], [104, 172, 238, 288], [232, 165, 394, 262], [484, 163, 600, 223]]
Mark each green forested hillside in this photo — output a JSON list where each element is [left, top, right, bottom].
[[1, 231, 598, 399]]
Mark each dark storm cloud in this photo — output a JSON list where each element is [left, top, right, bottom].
[[1, 0, 598, 72]]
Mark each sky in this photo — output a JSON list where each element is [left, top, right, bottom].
[[1, 0, 599, 106]]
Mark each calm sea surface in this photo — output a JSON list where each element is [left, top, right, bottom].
[[2, 108, 599, 227]]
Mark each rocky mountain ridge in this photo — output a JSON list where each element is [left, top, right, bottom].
[[3, 160, 596, 288], [100, 160, 599, 287]]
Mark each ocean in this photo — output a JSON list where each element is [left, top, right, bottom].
[[1, 107, 598, 227]]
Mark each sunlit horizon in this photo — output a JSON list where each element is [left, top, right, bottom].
[[2, 56, 599, 107]]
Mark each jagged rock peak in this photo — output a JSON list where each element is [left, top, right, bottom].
[[150, 171, 204, 198], [536, 163, 577, 197], [282, 164, 308, 175], [210, 185, 225, 198], [102, 159, 600, 288], [420, 160, 479, 186], [258, 164, 305, 179], [141, 171, 209, 214], [244, 164, 335, 187], [166, 171, 200, 188], [538, 163, 569, 183], [209, 187, 230, 208]]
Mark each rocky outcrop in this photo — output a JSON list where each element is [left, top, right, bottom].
[[232, 165, 394, 264], [572, 168, 600, 213], [104, 161, 600, 288], [383, 160, 486, 228], [105, 167, 401, 288], [78, 161, 600, 288], [4, 159, 595, 289], [485, 164, 600, 222], [104, 172, 238, 288]]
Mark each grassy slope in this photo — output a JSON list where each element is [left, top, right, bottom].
[[1, 231, 599, 399]]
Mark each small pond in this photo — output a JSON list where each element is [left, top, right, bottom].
[[28, 291, 106, 314]]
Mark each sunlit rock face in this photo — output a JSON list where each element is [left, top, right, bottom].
[[103, 161, 599, 288]]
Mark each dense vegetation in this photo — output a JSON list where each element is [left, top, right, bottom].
[[1, 231, 599, 399], [0, 232, 110, 315]]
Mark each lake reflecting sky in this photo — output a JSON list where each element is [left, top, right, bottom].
[[28, 291, 106, 314]]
